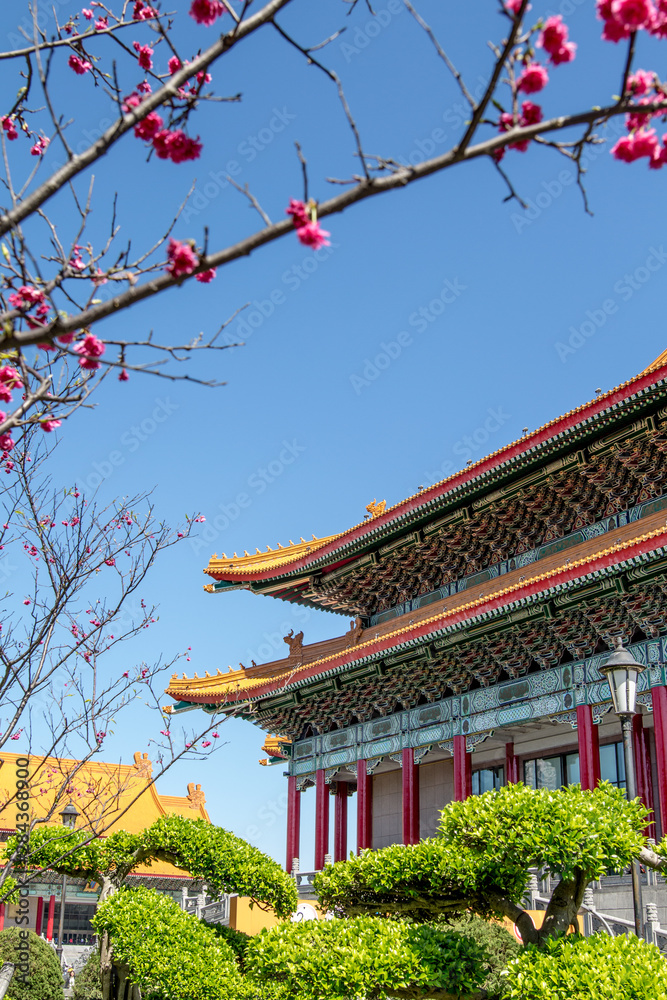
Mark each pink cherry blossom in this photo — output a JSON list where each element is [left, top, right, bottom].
[[118, 368, 130, 381], [611, 128, 660, 161], [1, 117, 18, 141], [286, 198, 310, 227], [189, 0, 226, 26], [296, 221, 331, 250], [196, 268, 217, 283], [57, 332, 76, 344], [133, 41, 153, 71], [538, 16, 568, 53], [499, 101, 544, 152], [550, 41, 577, 64], [504, 0, 530, 12], [134, 0, 158, 18], [212, 732, 220, 738], [610, 0, 655, 29], [168, 55, 182, 74], [95, 16, 108, 29], [8, 285, 45, 309], [30, 136, 49, 156], [0, 367, 22, 392], [627, 69, 655, 94], [40, 419, 62, 432], [202, 740, 212, 747], [73, 332, 106, 371], [517, 62, 549, 94], [137, 79, 152, 94], [152, 129, 202, 163], [105, 557, 115, 566], [134, 111, 163, 141], [69, 54, 92, 75], [22, 599, 30, 606], [166, 238, 198, 277], [82, 8, 94, 18]]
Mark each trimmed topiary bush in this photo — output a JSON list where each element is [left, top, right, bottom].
[[501, 931, 667, 1000], [0, 927, 63, 1000], [444, 914, 520, 996], [202, 922, 251, 970], [72, 950, 103, 1000]]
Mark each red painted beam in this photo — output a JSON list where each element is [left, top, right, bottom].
[[357, 760, 373, 851], [334, 782, 348, 862], [402, 748, 420, 844], [286, 775, 301, 873], [454, 735, 471, 801], [314, 769, 330, 870], [633, 714, 655, 836], [46, 895, 55, 941], [577, 705, 601, 791], [505, 742, 519, 784]]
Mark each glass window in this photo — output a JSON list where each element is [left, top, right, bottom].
[[600, 742, 625, 789], [472, 766, 504, 795], [524, 751, 580, 790]]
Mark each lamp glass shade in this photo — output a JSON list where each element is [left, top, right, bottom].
[[599, 646, 645, 716], [59, 802, 79, 829]]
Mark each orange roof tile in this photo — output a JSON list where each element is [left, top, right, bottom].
[[202, 353, 667, 584], [173, 518, 667, 705], [0, 751, 209, 879]]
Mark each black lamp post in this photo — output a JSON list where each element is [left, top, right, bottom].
[[598, 641, 645, 938], [56, 802, 79, 965]]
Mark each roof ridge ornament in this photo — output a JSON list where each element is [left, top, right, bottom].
[[365, 498, 386, 520]]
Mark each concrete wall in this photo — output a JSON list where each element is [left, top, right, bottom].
[[420, 759, 454, 838], [372, 770, 402, 848]]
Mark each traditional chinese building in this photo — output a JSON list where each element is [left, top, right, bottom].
[[167, 352, 667, 908], [0, 751, 209, 949]]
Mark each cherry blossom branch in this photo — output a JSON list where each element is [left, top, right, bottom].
[[402, 0, 475, 110], [0, 0, 293, 238]]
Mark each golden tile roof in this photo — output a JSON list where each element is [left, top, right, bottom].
[[203, 351, 667, 584], [0, 751, 210, 879], [173, 517, 667, 705]]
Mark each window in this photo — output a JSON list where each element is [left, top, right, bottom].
[[600, 742, 626, 789], [524, 752, 579, 790], [472, 766, 504, 795]]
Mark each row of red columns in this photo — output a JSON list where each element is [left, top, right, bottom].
[[286, 692, 667, 870]]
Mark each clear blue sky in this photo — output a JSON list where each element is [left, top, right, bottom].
[[2, 1, 667, 867]]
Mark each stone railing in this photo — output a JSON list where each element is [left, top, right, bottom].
[[181, 887, 230, 925]]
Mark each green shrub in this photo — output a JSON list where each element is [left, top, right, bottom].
[[245, 915, 489, 1000], [443, 914, 520, 996], [202, 922, 251, 970], [501, 932, 667, 1000], [72, 950, 102, 1000], [0, 927, 63, 1000]]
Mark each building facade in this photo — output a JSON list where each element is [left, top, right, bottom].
[[167, 353, 667, 920], [0, 751, 209, 955]]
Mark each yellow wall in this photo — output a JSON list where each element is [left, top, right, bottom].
[[229, 896, 281, 935]]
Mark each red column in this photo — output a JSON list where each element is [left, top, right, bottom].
[[286, 775, 301, 873], [577, 704, 601, 791], [633, 714, 654, 836], [0, 903, 5, 932], [453, 735, 471, 801], [505, 743, 519, 784], [357, 760, 373, 852], [402, 748, 420, 845], [314, 769, 330, 870], [334, 782, 348, 862], [35, 896, 44, 935], [653, 686, 667, 836], [46, 895, 55, 941]]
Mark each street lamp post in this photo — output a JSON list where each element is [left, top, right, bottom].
[[56, 802, 79, 968], [599, 641, 645, 939]]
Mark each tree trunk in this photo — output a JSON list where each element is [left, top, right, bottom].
[[537, 870, 587, 944]]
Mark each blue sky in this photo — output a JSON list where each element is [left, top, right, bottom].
[[2, 0, 667, 868]]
